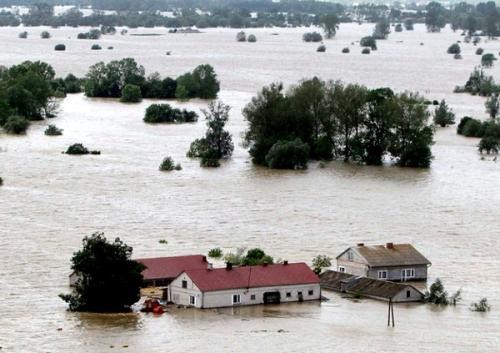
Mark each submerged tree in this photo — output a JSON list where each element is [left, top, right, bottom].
[[434, 100, 456, 127], [312, 255, 332, 274], [187, 101, 233, 167], [485, 93, 500, 120], [425, 2, 446, 32], [425, 278, 462, 305], [59, 232, 144, 312], [320, 13, 340, 39]]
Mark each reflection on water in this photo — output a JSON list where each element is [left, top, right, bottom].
[[0, 24, 499, 353]]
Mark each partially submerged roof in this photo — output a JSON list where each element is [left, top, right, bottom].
[[136, 255, 208, 281], [183, 263, 319, 292], [320, 270, 424, 300], [338, 243, 431, 267]]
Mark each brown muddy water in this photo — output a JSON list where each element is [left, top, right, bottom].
[[0, 24, 499, 352]]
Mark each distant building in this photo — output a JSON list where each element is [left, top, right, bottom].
[[336, 243, 431, 282], [320, 270, 425, 302], [169, 262, 320, 309], [69, 254, 210, 288]]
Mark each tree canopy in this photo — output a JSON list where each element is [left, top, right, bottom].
[[60, 232, 145, 312]]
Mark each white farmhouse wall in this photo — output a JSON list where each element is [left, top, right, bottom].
[[392, 286, 424, 302], [337, 249, 368, 276], [169, 272, 203, 308]]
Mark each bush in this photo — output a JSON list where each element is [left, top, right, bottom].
[[454, 53, 462, 60], [342, 47, 350, 53], [360, 36, 377, 50], [317, 44, 326, 52], [159, 156, 178, 171], [312, 255, 332, 274], [120, 84, 142, 103], [404, 19, 414, 30], [303, 32, 323, 42], [19, 31, 28, 39], [144, 104, 198, 123], [462, 118, 485, 137], [457, 116, 474, 135], [3, 115, 29, 134], [470, 298, 491, 312], [54, 44, 66, 51], [476, 48, 484, 55], [208, 248, 223, 259], [265, 138, 310, 169], [91, 44, 102, 50], [425, 278, 462, 305], [247, 34, 257, 42], [395, 23, 403, 32], [66, 143, 89, 155], [77, 29, 101, 40], [41, 31, 51, 39], [447, 43, 461, 54], [482, 53, 496, 68], [478, 136, 499, 154], [236, 31, 246, 42], [64, 74, 82, 93], [362, 48, 371, 54], [44, 124, 63, 136], [434, 100, 455, 127]]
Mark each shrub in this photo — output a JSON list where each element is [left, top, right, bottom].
[[120, 84, 142, 103], [64, 74, 82, 93], [247, 34, 257, 42], [265, 138, 310, 169], [457, 116, 474, 135], [434, 100, 455, 127], [107, 46, 114, 50], [473, 36, 481, 45], [41, 31, 51, 39], [362, 48, 371, 54], [66, 143, 89, 155], [482, 53, 496, 68], [208, 248, 223, 259], [312, 255, 332, 274], [462, 118, 485, 137], [54, 44, 66, 51], [77, 29, 101, 40], [342, 47, 350, 53], [470, 298, 491, 312], [425, 278, 462, 305], [3, 115, 29, 134], [144, 104, 198, 123], [236, 31, 246, 42], [19, 31, 28, 39], [317, 44, 326, 52], [360, 36, 377, 50], [404, 19, 414, 30], [454, 53, 462, 60], [478, 136, 499, 154], [447, 43, 461, 54], [395, 23, 403, 32], [159, 157, 176, 171], [303, 32, 323, 42], [476, 48, 484, 55], [91, 44, 102, 50], [44, 124, 63, 136]]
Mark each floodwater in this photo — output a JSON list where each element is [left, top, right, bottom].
[[0, 24, 499, 352]]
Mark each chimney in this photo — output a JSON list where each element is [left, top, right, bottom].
[[357, 243, 364, 247], [263, 262, 269, 266], [226, 262, 233, 270], [202, 256, 207, 262], [207, 263, 213, 270], [386, 242, 394, 249], [283, 260, 288, 265]]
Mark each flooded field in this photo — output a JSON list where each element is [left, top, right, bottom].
[[0, 24, 499, 352]]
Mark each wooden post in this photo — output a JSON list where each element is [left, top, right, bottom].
[[391, 299, 395, 327], [387, 299, 391, 326]]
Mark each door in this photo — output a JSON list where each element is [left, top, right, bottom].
[[263, 291, 281, 304]]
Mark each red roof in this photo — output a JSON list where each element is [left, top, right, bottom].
[[184, 263, 319, 292], [136, 255, 208, 281]]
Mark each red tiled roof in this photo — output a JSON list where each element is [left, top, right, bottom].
[[184, 263, 319, 292], [136, 255, 208, 281]]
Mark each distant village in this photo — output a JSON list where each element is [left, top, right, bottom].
[[70, 242, 432, 311]]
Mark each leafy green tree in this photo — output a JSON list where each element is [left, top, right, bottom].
[[373, 18, 390, 39], [187, 101, 233, 167], [59, 232, 145, 312], [191, 64, 220, 99], [63, 74, 82, 93], [425, 2, 446, 32], [242, 248, 274, 266], [360, 36, 377, 50], [3, 115, 29, 134], [425, 278, 462, 305], [479, 136, 499, 154], [434, 100, 456, 127], [482, 53, 497, 68], [208, 248, 223, 259], [320, 13, 340, 39], [120, 84, 142, 102], [265, 138, 310, 169], [312, 255, 332, 274], [144, 104, 197, 123], [447, 43, 461, 54], [485, 93, 500, 119]]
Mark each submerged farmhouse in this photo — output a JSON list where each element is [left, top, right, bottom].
[[320, 270, 425, 302], [169, 262, 320, 308], [336, 243, 431, 281]]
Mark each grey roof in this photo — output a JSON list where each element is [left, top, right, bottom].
[[320, 270, 424, 300], [346, 243, 431, 267]]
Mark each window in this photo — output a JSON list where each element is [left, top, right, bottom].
[[347, 251, 353, 261], [286, 292, 292, 298], [308, 290, 314, 296], [232, 294, 241, 304], [338, 266, 346, 273], [405, 269, 415, 278], [189, 295, 195, 305], [182, 280, 187, 288], [298, 291, 302, 296], [378, 270, 388, 280], [406, 290, 411, 298], [250, 294, 256, 300]]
